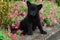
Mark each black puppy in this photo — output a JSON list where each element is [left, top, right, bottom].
[[20, 1, 47, 35]]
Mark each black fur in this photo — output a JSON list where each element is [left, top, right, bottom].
[[19, 1, 47, 35]]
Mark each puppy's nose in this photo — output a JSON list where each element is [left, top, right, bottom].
[[30, 13, 36, 16]]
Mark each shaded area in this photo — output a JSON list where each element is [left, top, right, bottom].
[[47, 31, 60, 40]]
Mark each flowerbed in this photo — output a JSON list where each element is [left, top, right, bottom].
[[0, 0, 60, 40], [9, 1, 60, 28], [0, 30, 22, 40]]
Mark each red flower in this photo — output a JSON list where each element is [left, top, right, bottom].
[[13, 37, 18, 40], [13, 34, 18, 40], [8, 33, 14, 37], [8, 34, 18, 40], [21, 34, 25, 38], [4, 32, 8, 35]]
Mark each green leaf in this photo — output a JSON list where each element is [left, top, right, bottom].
[[13, 16, 17, 23], [44, 18, 51, 25]]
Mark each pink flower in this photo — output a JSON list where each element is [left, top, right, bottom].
[[48, 1, 51, 4], [19, 11, 23, 15], [52, 0, 54, 3], [12, 24, 15, 27], [8, 25, 10, 30], [40, 0, 43, 3], [16, 6, 20, 10], [50, 22, 52, 26], [15, 22, 20, 29], [23, 12, 27, 17], [23, 2, 27, 8], [10, 8, 14, 12], [8, 34, 18, 40], [49, 10, 52, 13], [51, 18, 57, 23], [15, 26, 19, 29], [13, 34, 18, 40], [10, 14, 14, 17], [18, 1, 22, 6], [40, 15, 45, 22], [24, 0, 27, 2], [43, 23, 47, 28], [52, 13, 54, 16], [13, 37, 18, 40], [16, 17, 20, 21], [52, 11, 55, 16], [4, 32, 8, 35], [42, 16, 45, 19], [47, 15, 50, 18], [14, 11, 18, 15], [8, 33, 18, 40], [17, 1, 22, 7], [40, 14, 45, 18], [40, 8, 44, 13], [16, 22, 19, 26], [53, 5, 56, 10], [40, 14, 43, 17], [40, 18, 43, 22]]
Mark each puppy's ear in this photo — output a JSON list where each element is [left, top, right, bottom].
[[26, 1, 31, 7], [37, 4, 42, 10]]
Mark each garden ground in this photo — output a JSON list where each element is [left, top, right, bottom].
[[20, 24, 60, 40]]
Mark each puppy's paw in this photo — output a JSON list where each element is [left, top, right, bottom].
[[27, 32, 33, 35], [40, 31, 47, 34]]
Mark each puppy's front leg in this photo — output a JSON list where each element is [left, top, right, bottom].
[[37, 20, 47, 34], [27, 24, 33, 35]]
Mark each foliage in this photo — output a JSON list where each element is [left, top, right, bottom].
[[0, 0, 60, 40], [1, 0, 60, 28], [0, 29, 21, 40], [0, 31, 12, 40], [44, 18, 51, 25], [0, 2, 9, 27], [55, 0, 60, 6]]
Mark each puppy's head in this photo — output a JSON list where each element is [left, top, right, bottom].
[[26, 1, 42, 16]]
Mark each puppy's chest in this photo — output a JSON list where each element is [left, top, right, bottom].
[[28, 16, 39, 22], [31, 18, 37, 23]]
